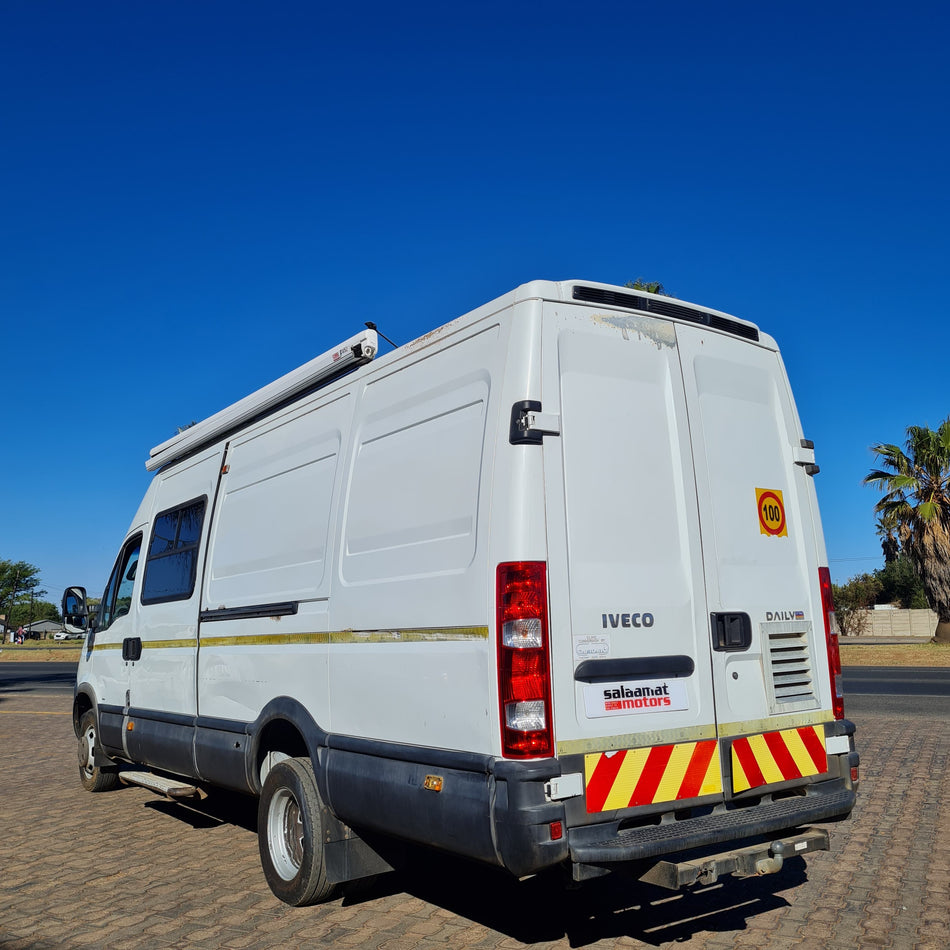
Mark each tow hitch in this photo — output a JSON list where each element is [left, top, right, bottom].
[[638, 827, 829, 891]]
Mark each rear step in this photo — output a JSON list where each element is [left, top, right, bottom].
[[120, 771, 201, 799]]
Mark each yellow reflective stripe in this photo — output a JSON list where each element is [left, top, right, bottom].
[[732, 750, 751, 793], [201, 632, 329, 648], [701, 744, 723, 796], [602, 748, 651, 811], [329, 627, 489, 644], [91, 639, 198, 652], [718, 709, 832, 737], [653, 741, 696, 804], [563, 713, 834, 758], [91, 626, 489, 652], [746, 733, 786, 785], [558, 723, 718, 758], [783, 726, 819, 775]]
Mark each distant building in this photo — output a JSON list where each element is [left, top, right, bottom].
[[3, 618, 65, 641], [23, 619, 63, 639]]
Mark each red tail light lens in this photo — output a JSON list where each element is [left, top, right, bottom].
[[819, 566, 844, 720], [496, 561, 553, 758]]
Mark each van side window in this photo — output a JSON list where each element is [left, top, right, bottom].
[[142, 498, 207, 604], [99, 536, 142, 632]]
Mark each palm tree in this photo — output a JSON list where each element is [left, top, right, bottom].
[[864, 419, 950, 642], [875, 516, 900, 564]]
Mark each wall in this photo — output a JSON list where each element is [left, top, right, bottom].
[[852, 608, 937, 638]]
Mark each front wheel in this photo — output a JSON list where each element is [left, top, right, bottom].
[[77, 709, 119, 792], [258, 757, 336, 906]]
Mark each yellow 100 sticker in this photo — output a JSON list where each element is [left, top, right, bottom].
[[756, 487, 788, 537]]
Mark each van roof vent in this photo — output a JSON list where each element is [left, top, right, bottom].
[[571, 286, 760, 342], [762, 622, 819, 713]]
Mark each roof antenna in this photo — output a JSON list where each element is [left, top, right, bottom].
[[365, 321, 398, 350]]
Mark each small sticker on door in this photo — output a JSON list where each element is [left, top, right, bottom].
[[756, 487, 788, 537], [574, 634, 610, 660]]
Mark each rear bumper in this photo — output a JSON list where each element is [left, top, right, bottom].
[[492, 719, 858, 878], [568, 781, 855, 866], [324, 720, 857, 881]]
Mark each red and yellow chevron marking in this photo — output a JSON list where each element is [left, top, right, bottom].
[[584, 740, 722, 814], [730, 725, 827, 793]]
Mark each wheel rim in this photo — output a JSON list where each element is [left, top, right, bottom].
[[267, 787, 304, 881], [78, 722, 96, 778]]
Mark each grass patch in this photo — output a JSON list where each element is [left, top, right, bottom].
[[840, 641, 950, 667], [0, 643, 83, 662]]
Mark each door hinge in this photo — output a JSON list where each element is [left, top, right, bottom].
[[510, 400, 561, 445], [794, 438, 820, 476]]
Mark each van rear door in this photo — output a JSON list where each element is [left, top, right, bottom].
[[540, 302, 726, 814], [675, 325, 830, 797]]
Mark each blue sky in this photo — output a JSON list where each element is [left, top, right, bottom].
[[2, 1, 948, 603]]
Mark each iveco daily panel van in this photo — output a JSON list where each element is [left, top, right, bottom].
[[66, 280, 857, 906]]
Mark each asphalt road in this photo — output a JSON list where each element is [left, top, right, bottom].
[[843, 666, 950, 695], [0, 660, 77, 695], [843, 665, 950, 719]]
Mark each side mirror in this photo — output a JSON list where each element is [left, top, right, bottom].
[[62, 586, 88, 632]]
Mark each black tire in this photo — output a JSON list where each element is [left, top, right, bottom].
[[258, 757, 336, 906], [77, 709, 119, 793]]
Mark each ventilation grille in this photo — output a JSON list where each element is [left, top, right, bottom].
[[571, 286, 760, 342], [763, 622, 818, 712]]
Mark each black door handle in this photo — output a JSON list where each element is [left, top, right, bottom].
[[711, 613, 752, 652]]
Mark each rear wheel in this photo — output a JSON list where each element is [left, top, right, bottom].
[[258, 757, 336, 906], [77, 710, 119, 792]]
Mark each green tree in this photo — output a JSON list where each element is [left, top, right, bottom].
[[876, 515, 900, 564], [833, 573, 882, 636], [624, 278, 669, 296], [0, 559, 45, 631], [865, 419, 950, 642], [876, 556, 928, 609], [9, 599, 61, 628]]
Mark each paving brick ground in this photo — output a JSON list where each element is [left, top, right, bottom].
[[1, 691, 948, 949]]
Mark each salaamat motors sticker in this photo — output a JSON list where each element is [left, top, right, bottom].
[[583, 678, 689, 718]]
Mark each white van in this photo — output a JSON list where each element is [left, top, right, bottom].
[[67, 280, 857, 906]]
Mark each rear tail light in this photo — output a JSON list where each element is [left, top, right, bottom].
[[496, 561, 554, 758], [818, 566, 844, 720]]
